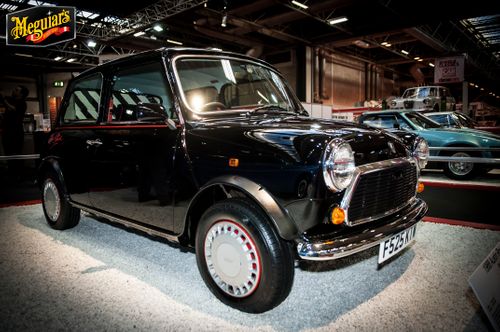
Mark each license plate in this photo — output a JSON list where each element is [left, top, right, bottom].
[[378, 224, 417, 264]]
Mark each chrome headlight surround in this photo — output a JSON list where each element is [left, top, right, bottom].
[[412, 137, 429, 170], [322, 139, 356, 192]]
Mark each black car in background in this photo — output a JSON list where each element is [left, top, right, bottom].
[[39, 48, 428, 313]]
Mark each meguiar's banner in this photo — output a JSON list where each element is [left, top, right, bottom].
[[6, 6, 76, 47]]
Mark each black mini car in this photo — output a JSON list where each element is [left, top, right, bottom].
[[39, 47, 428, 313]]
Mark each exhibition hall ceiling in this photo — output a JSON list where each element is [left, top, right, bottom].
[[1, 0, 499, 90]]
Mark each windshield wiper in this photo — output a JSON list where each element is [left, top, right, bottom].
[[251, 104, 291, 114]]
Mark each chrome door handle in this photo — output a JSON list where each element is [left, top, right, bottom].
[[86, 139, 103, 146]]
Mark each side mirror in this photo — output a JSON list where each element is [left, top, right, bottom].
[[136, 103, 178, 130], [136, 103, 168, 122]]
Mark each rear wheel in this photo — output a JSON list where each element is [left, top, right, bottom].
[[41, 172, 80, 230], [443, 151, 477, 180], [195, 198, 294, 313]]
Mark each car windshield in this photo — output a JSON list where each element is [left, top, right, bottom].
[[174, 57, 297, 114], [402, 87, 431, 99], [404, 112, 441, 129]]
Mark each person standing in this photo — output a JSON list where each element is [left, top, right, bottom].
[[0, 85, 29, 179]]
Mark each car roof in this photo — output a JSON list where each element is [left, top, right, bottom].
[[404, 86, 448, 89], [73, 47, 276, 80], [426, 111, 454, 115]]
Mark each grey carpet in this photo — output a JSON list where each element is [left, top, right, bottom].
[[0, 204, 498, 331]]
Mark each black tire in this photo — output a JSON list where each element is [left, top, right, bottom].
[[195, 198, 294, 313], [443, 151, 477, 180], [41, 171, 80, 230]]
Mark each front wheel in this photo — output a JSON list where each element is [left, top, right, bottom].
[[41, 172, 80, 230], [443, 151, 477, 180], [195, 198, 294, 313]]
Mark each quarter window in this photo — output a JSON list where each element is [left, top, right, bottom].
[[62, 74, 102, 124]]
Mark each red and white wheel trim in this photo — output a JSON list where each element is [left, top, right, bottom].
[[203, 220, 262, 298]]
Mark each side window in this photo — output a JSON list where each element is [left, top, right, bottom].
[[395, 116, 411, 130], [62, 74, 102, 124], [362, 115, 398, 129], [107, 62, 175, 123]]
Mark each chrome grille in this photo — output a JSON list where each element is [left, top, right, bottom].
[[342, 159, 418, 226]]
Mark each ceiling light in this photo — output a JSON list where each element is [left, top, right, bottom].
[[14, 53, 33, 57], [401, 50, 409, 55], [150, 35, 157, 40], [72, 44, 77, 49], [381, 41, 391, 47], [221, 14, 227, 27], [167, 39, 183, 45], [66, 58, 77, 63], [480, 87, 484, 91], [54, 56, 63, 61], [469, 82, 475, 86], [153, 24, 163, 32], [413, 56, 420, 60], [291, 1, 308, 9], [328, 16, 348, 25], [87, 40, 96, 47], [353, 40, 370, 48], [428, 63, 434, 67], [133, 31, 146, 37]]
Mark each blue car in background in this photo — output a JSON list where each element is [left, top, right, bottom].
[[358, 110, 500, 180]]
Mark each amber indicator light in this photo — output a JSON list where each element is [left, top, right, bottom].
[[417, 182, 425, 193], [229, 158, 239, 167], [331, 207, 345, 225]]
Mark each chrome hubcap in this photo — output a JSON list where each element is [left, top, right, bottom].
[[448, 152, 473, 176], [204, 220, 261, 298], [43, 179, 61, 222]]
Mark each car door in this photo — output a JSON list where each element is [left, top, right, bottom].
[[54, 72, 104, 207], [87, 61, 181, 232]]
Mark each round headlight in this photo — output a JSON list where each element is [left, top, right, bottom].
[[323, 139, 356, 192], [413, 137, 429, 170]]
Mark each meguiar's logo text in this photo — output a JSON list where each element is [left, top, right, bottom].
[[6, 6, 76, 47]]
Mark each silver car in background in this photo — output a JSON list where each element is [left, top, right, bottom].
[[390, 86, 456, 112]]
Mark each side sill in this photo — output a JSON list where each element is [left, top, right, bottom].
[[71, 202, 180, 243]]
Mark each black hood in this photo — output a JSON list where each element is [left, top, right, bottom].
[[186, 115, 410, 167]]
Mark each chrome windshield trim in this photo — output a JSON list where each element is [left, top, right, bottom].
[[340, 157, 418, 226]]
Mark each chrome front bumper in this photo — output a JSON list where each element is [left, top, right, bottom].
[[296, 198, 428, 261]]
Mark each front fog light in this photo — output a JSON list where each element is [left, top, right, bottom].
[[323, 139, 356, 192], [413, 138, 429, 169]]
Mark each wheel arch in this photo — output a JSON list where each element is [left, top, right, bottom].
[[181, 175, 298, 245], [37, 157, 65, 191]]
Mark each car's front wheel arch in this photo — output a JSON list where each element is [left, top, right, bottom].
[[181, 176, 298, 246]]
